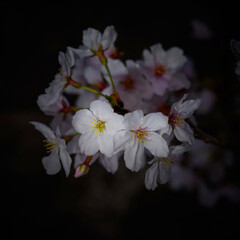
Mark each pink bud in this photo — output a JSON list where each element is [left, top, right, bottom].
[[74, 164, 90, 178]]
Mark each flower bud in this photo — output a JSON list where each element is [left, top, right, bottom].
[[74, 164, 90, 178]]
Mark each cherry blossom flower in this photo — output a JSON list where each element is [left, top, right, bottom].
[[37, 48, 75, 115], [79, 26, 117, 58], [72, 100, 124, 158], [114, 110, 169, 172], [138, 43, 190, 96], [145, 143, 190, 190], [104, 59, 153, 110], [30, 121, 72, 176], [167, 94, 201, 144]]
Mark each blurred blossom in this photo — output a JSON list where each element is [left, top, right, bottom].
[[191, 19, 215, 40]]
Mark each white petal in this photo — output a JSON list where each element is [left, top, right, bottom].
[[103, 58, 128, 76], [72, 109, 95, 134], [170, 143, 191, 156], [174, 123, 195, 144], [67, 135, 80, 154], [74, 153, 87, 168], [144, 132, 169, 157], [142, 112, 168, 131], [78, 132, 99, 156], [165, 47, 187, 72], [113, 130, 132, 154], [152, 78, 169, 96], [82, 28, 101, 50], [178, 99, 201, 118], [105, 113, 124, 135], [30, 121, 56, 140], [159, 124, 172, 136], [124, 139, 145, 172], [170, 94, 188, 113], [42, 148, 61, 175], [141, 49, 155, 68], [99, 152, 120, 174], [151, 43, 165, 64], [123, 110, 144, 130], [158, 161, 171, 184], [98, 133, 114, 158], [167, 72, 191, 91], [101, 26, 117, 50], [90, 100, 114, 121], [145, 162, 159, 190], [59, 139, 72, 177], [75, 90, 97, 109], [84, 66, 102, 84]]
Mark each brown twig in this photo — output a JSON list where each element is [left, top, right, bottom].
[[186, 119, 226, 148]]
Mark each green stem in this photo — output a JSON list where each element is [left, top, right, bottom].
[[67, 77, 112, 103], [62, 132, 79, 142], [103, 62, 116, 91], [80, 86, 112, 102]]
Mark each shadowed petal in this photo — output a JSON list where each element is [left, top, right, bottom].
[[42, 148, 61, 175], [144, 132, 169, 157]]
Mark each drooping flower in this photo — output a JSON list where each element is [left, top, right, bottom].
[[37, 48, 75, 116], [138, 43, 190, 96], [145, 143, 190, 190], [114, 110, 169, 172], [30, 121, 72, 176], [72, 100, 124, 158], [79, 26, 117, 58], [167, 94, 201, 144]]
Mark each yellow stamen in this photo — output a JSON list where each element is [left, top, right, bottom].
[[43, 139, 58, 153], [169, 114, 184, 128], [155, 65, 166, 76], [131, 127, 151, 144], [161, 156, 176, 166], [92, 120, 106, 136]]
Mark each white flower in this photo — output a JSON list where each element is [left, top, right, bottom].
[[103, 59, 153, 110], [168, 94, 201, 144], [145, 143, 190, 190], [79, 26, 117, 57], [114, 110, 169, 172], [72, 100, 124, 158], [30, 121, 72, 176], [138, 43, 190, 96], [58, 47, 75, 78], [37, 48, 75, 116], [37, 78, 66, 116]]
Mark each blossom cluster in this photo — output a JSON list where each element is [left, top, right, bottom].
[[31, 25, 202, 190]]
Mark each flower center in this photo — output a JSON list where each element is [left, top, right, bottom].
[[91, 119, 106, 136], [169, 113, 184, 127], [132, 127, 152, 144], [155, 65, 166, 76], [91, 81, 108, 92], [120, 76, 135, 90], [43, 139, 58, 153], [161, 156, 176, 166]]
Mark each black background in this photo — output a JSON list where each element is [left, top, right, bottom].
[[2, 4, 240, 240]]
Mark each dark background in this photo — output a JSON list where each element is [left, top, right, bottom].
[[2, 5, 240, 240]]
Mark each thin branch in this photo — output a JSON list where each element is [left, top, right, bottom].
[[186, 119, 227, 148]]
